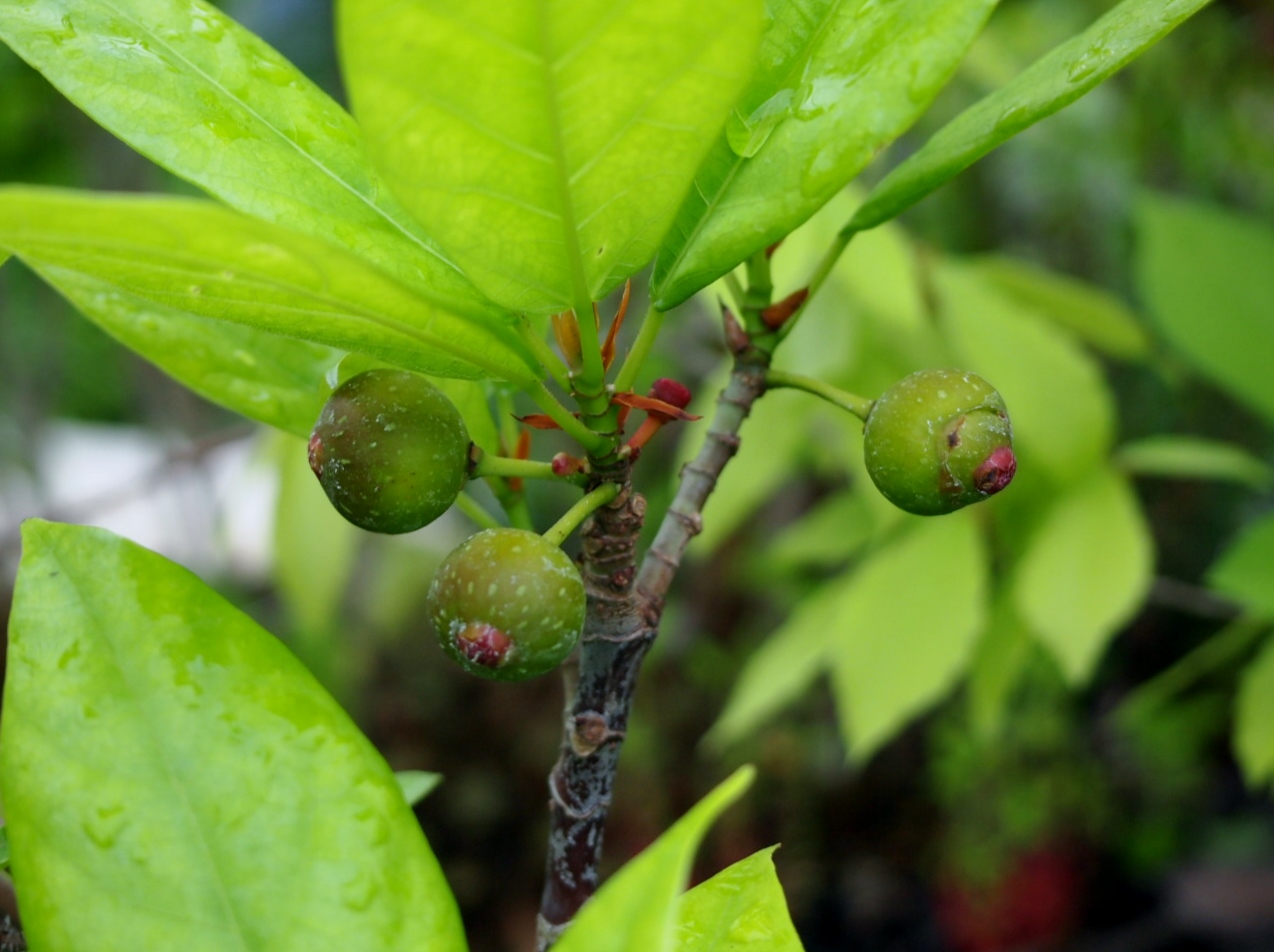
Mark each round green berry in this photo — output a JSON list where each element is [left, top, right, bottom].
[[308, 369, 470, 534], [862, 369, 1016, 516], [427, 528, 586, 681]]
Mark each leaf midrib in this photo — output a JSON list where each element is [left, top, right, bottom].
[[94, 0, 464, 282]]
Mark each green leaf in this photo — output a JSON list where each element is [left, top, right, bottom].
[[1207, 512, 1274, 619], [0, 0, 494, 317], [707, 584, 843, 750], [340, 0, 763, 316], [970, 255, 1151, 360], [45, 268, 337, 437], [827, 512, 988, 760], [0, 826, 9, 872], [653, 0, 998, 308], [1235, 635, 1274, 789], [1014, 469, 1153, 682], [0, 187, 539, 385], [674, 847, 804, 952], [555, 767, 755, 952], [0, 520, 465, 952], [849, 0, 1213, 231], [937, 260, 1114, 484], [1135, 193, 1274, 426], [395, 771, 443, 808], [1117, 436, 1272, 490]]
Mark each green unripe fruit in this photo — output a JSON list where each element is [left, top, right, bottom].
[[308, 369, 470, 534], [862, 369, 1016, 516], [427, 528, 585, 680]]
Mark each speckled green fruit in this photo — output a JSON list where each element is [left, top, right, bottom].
[[863, 369, 1016, 516], [427, 529, 585, 681], [308, 369, 470, 534]]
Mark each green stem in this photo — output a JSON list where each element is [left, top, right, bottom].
[[472, 453, 585, 485], [612, 304, 666, 395], [721, 271, 746, 312], [454, 492, 503, 531], [526, 381, 610, 455], [776, 228, 856, 344], [765, 369, 873, 421], [519, 318, 573, 393], [542, 483, 620, 548]]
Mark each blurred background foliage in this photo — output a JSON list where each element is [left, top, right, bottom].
[[3, 1, 1274, 950]]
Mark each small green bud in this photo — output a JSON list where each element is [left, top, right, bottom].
[[309, 369, 470, 534], [427, 528, 585, 681], [863, 369, 1016, 516]]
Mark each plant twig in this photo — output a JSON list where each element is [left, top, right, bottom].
[[536, 347, 771, 949]]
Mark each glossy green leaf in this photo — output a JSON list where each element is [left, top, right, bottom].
[[395, 771, 442, 807], [938, 260, 1114, 484], [0, 187, 540, 384], [340, 0, 762, 316], [1014, 469, 1153, 682], [653, 0, 997, 309], [971, 255, 1150, 360], [0, 520, 465, 952], [1207, 512, 1274, 619], [1117, 436, 1272, 490], [1136, 193, 1274, 426], [0, 0, 494, 318], [40, 267, 337, 437], [554, 767, 755, 952], [674, 847, 803, 952], [850, 0, 1213, 232], [828, 512, 988, 760], [1235, 635, 1274, 789]]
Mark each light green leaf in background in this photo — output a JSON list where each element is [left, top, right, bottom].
[[1136, 193, 1274, 427], [970, 255, 1150, 360], [827, 513, 988, 761], [272, 432, 365, 699], [707, 583, 847, 750], [0, 0, 495, 318], [1117, 436, 1272, 490], [653, 0, 998, 309], [0, 188, 540, 384], [763, 492, 877, 573], [849, 0, 1213, 232], [937, 260, 1114, 484], [674, 847, 804, 952], [554, 767, 755, 952], [0, 520, 465, 952], [340, 0, 762, 317], [395, 771, 443, 808], [1207, 512, 1274, 620], [1014, 468, 1153, 682], [1235, 635, 1274, 790], [39, 268, 338, 438]]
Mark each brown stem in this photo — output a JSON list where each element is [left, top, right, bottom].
[[536, 353, 770, 949]]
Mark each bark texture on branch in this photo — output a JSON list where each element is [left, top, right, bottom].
[[536, 354, 770, 949]]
